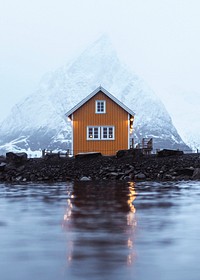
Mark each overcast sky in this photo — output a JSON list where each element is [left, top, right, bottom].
[[0, 0, 200, 140]]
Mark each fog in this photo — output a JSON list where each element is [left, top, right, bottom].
[[0, 0, 200, 141]]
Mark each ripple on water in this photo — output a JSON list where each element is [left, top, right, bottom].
[[0, 181, 200, 280]]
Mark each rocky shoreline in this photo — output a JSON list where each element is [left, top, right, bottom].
[[0, 151, 200, 183]]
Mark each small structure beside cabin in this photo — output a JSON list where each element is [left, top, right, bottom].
[[135, 138, 153, 155], [66, 86, 135, 156]]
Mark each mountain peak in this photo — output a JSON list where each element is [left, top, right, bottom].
[[93, 34, 113, 48], [0, 36, 190, 153], [81, 34, 117, 60]]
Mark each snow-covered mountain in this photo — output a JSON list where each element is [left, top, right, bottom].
[[182, 133, 200, 152], [0, 35, 189, 154]]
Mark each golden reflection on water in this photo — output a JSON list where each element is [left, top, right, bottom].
[[63, 198, 73, 221], [62, 188, 74, 264], [127, 182, 137, 214], [126, 182, 137, 266], [62, 182, 137, 269]]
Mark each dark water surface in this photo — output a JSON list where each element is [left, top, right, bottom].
[[0, 181, 200, 280]]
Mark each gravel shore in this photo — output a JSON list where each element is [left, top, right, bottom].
[[0, 152, 200, 182]]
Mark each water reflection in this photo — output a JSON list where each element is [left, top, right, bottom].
[[62, 181, 137, 279], [1, 181, 200, 280], [126, 182, 137, 266]]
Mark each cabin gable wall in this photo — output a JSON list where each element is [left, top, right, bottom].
[[72, 91, 129, 155]]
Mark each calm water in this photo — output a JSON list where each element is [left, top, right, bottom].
[[0, 181, 200, 280]]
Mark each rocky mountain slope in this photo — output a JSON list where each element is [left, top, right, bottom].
[[0, 35, 189, 154]]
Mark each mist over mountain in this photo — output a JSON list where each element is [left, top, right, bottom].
[[0, 35, 189, 154]]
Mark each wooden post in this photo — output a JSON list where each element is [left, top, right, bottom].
[[130, 138, 134, 149], [42, 149, 45, 158]]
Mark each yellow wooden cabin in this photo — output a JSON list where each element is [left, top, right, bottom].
[[66, 86, 135, 156]]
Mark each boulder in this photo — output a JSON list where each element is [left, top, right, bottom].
[[75, 152, 102, 159], [0, 156, 6, 162], [164, 174, 173, 180], [6, 152, 28, 163], [116, 149, 143, 158], [0, 162, 6, 171], [123, 175, 132, 181], [175, 167, 194, 177], [44, 153, 60, 160], [106, 172, 124, 180], [192, 168, 200, 180], [80, 176, 91, 181], [5, 163, 17, 171], [157, 149, 184, 157], [123, 167, 134, 176], [135, 173, 146, 179]]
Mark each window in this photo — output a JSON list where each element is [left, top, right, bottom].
[[87, 126, 114, 140], [95, 100, 106, 113], [101, 126, 114, 139], [87, 127, 100, 140]]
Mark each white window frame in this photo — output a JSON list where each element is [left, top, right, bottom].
[[87, 126, 101, 140], [87, 126, 115, 140], [95, 100, 106, 114], [101, 126, 115, 140]]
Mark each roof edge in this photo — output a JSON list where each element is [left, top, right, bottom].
[[65, 86, 135, 117]]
